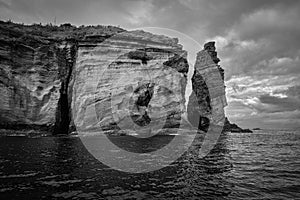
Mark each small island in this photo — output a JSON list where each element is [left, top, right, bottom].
[[223, 118, 253, 133], [252, 128, 262, 131]]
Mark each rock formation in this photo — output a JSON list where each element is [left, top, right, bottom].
[[223, 118, 253, 133], [187, 41, 227, 132], [0, 21, 123, 135], [0, 21, 234, 136], [72, 31, 188, 135]]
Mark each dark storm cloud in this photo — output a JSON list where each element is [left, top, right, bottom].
[[281, 85, 300, 99], [215, 1, 300, 80], [0, 0, 10, 9], [259, 94, 300, 113]]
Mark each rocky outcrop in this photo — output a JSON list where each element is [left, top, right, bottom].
[[204, 42, 224, 80], [187, 42, 249, 133], [223, 118, 253, 133], [187, 42, 227, 132]]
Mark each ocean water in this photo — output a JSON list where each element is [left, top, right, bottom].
[[0, 130, 299, 199]]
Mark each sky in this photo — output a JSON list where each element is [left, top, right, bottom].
[[1, 0, 300, 130]]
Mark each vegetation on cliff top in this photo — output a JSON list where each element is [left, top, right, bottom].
[[0, 20, 124, 43]]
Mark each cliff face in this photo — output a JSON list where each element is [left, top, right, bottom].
[[0, 31, 61, 132], [0, 21, 123, 134], [0, 21, 227, 135], [72, 31, 188, 135]]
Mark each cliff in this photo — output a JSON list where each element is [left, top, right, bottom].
[[72, 31, 188, 136], [0, 21, 229, 136], [0, 21, 123, 135]]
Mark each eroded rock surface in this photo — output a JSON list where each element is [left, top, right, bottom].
[[72, 31, 189, 135], [187, 42, 227, 132], [0, 21, 123, 134], [0, 33, 60, 133]]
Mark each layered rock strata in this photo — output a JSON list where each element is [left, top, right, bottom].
[[0, 34, 60, 133], [72, 31, 189, 135], [0, 21, 123, 134]]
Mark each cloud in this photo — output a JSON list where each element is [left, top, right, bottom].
[[0, 0, 11, 8], [285, 85, 300, 98], [212, 2, 300, 79], [177, 0, 203, 10], [225, 73, 300, 129], [258, 94, 300, 113], [122, 0, 155, 25]]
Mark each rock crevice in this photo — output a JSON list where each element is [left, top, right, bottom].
[[54, 42, 77, 134]]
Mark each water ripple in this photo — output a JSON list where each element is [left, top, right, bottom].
[[0, 130, 299, 199]]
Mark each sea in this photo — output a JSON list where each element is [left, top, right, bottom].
[[0, 130, 299, 199]]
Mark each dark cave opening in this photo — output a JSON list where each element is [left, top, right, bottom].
[[130, 83, 155, 127]]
